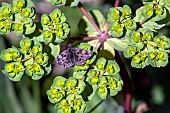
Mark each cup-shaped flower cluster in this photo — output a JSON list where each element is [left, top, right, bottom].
[[0, 37, 51, 81], [124, 29, 170, 68], [41, 9, 70, 43], [47, 76, 86, 113], [142, 1, 166, 19], [50, 0, 66, 6], [73, 43, 97, 79], [87, 57, 123, 100], [0, 0, 36, 35], [107, 5, 136, 38]]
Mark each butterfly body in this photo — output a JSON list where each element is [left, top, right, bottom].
[[55, 44, 92, 68]]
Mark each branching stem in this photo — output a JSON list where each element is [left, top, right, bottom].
[[78, 2, 103, 35], [114, 0, 120, 7]]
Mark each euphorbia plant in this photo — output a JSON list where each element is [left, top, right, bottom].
[[0, 0, 170, 113]]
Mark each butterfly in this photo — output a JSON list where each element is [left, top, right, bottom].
[[55, 44, 93, 68]]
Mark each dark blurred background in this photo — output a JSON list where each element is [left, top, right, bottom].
[[1, 0, 170, 113]]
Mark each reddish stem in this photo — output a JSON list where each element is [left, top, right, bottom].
[[115, 51, 132, 113], [114, 0, 120, 7], [78, 2, 103, 35]]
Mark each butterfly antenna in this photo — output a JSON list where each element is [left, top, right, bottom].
[[68, 44, 72, 48]]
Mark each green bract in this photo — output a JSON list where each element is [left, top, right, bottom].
[[41, 9, 70, 43], [142, 2, 166, 19], [107, 5, 136, 38], [0, 47, 21, 61], [0, 3, 13, 34], [86, 57, 123, 99], [47, 76, 86, 113], [25, 63, 44, 80], [0, 37, 51, 80], [0, 0, 36, 35], [124, 29, 170, 68], [2, 62, 24, 81]]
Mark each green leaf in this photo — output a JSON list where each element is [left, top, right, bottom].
[[134, 6, 146, 22], [65, 0, 80, 7], [49, 43, 60, 58], [78, 10, 107, 36], [73, 71, 87, 79], [106, 37, 129, 51]]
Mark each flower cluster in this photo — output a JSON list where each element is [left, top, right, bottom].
[[0, 0, 36, 35], [87, 57, 123, 99], [107, 5, 136, 37], [124, 29, 170, 68], [0, 38, 51, 81], [142, 0, 166, 19], [41, 9, 70, 43], [47, 76, 86, 113]]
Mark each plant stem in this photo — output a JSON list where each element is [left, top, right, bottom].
[[115, 51, 132, 113], [114, 0, 120, 7], [78, 2, 103, 35]]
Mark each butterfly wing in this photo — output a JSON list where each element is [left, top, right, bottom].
[[74, 48, 93, 66], [55, 44, 93, 68], [55, 49, 74, 68]]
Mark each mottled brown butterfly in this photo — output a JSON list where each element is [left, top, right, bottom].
[[55, 44, 93, 68]]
